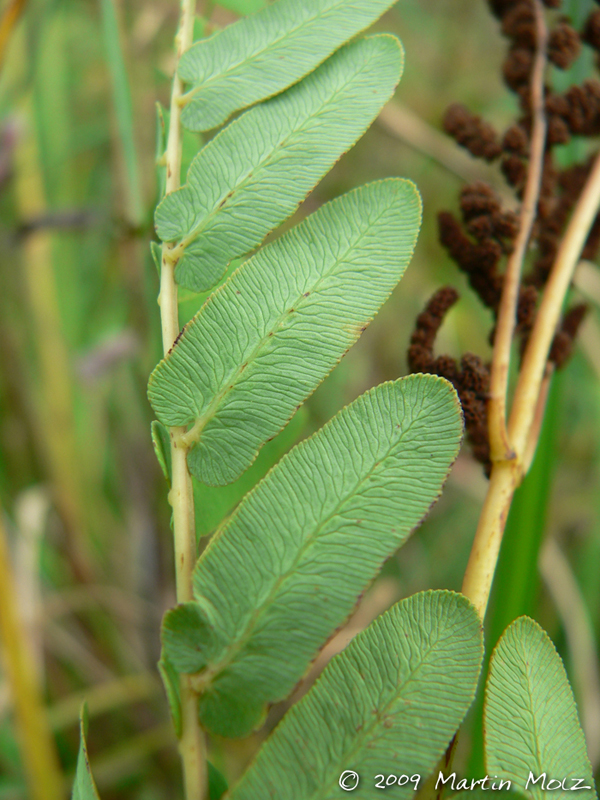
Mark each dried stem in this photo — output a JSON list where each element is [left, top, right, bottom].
[[0, 0, 26, 68], [14, 101, 93, 583], [47, 673, 160, 731], [487, 0, 548, 462], [158, 1, 207, 797], [377, 103, 506, 188], [0, 506, 64, 800]]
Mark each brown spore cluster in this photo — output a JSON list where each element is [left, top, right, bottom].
[[409, 0, 597, 474], [408, 289, 492, 468]]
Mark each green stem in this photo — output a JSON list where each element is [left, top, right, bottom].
[[158, 1, 207, 797]]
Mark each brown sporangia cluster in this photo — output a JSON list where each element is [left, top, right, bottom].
[[582, 9, 600, 53], [548, 302, 588, 366], [443, 105, 503, 162], [409, 0, 599, 473], [408, 289, 492, 468]]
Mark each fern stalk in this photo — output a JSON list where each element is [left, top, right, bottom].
[[462, 149, 600, 618], [487, 0, 548, 462], [159, 1, 207, 797], [460, 0, 600, 619]]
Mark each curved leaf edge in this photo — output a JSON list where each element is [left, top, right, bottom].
[[158, 34, 404, 234], [72, 705, 101, 800], [227, 589, 484, 796], [484, 615, 597, 799], [148, 177, 423, 485], [160, 375, 463, 737], [178, 1, 400, 132], [197, 372, 462, 559], [156, 33, 405, 294]]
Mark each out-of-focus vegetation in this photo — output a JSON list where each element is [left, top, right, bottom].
[[0, 0, 599, 797]]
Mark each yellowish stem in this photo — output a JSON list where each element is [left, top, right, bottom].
[[158, 1, 207, 798], [179, 675, 207, 800], [0, 506, 64, 800], [461, 461, 519, 619]]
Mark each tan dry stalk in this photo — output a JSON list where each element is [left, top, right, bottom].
[[14, 104, 93, 584], [0, 506, 64, 800], [0, 0, 26, 67], [377, 102, 506, 188]]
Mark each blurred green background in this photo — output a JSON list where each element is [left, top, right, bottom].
[[0, 0, 599, 796]]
